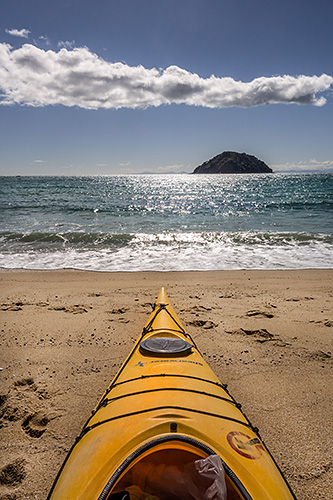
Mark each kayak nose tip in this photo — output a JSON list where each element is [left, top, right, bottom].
[[157, 287, 168, 305]]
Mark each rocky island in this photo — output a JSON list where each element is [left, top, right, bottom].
[[193, 151, 273, 174]]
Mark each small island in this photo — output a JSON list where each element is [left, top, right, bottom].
[[193, 151, 273, 174]]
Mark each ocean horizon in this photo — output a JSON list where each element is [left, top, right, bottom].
[[1, 173, 332, 272]]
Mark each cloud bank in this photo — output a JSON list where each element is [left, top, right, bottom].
[[273, 159, 333, 173], [0, 43, 332, 110]]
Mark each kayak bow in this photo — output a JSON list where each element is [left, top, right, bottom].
[[48, 288, 296, 500]]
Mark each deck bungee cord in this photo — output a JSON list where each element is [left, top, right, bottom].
[[96, 387, 242, 410]]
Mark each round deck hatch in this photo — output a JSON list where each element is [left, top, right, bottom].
[[140, 337, 192, 356]]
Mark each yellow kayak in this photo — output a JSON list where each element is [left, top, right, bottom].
[[48, 288, 296, 500]]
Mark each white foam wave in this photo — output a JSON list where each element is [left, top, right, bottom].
[[0, 232, 332, 271]]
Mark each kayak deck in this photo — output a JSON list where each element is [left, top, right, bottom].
[[48, 288, 296, 500]]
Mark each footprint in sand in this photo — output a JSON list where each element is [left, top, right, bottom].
[[21, 411, 49, 438], [49, 304, 89, 314], [246, 310, 274, 318], [0, 302, 24, 311], [188, 319, 217, 329], [0, 458, 26, 486], [0, 397, 25, 426], [13, 377, 35, 388], [307, 350, 331, 361], [0, 379, 36, 427], [108, 307, 129, 314], [226, 328, 275, 343]]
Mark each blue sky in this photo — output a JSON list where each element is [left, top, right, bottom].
[[1, 0, 332, 175]]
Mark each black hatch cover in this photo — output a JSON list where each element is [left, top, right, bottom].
[[140, 337, 192, 356]]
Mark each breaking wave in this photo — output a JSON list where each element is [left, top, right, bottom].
[[0, 231, 332, 271]]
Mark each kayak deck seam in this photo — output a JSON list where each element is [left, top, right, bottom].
[[80, 405, 259, 441]]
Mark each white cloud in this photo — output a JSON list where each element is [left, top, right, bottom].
[[38, 36, 51, 46], [6, 28, 31, 39], [58, 40, 76, 50], [273, 160, 333, 172], [157, 164, 189, 173], [0, 43, 332, 110]]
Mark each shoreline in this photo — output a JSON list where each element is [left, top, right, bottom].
[[1, 266, 333, 273], [1, 269, 332, 499]]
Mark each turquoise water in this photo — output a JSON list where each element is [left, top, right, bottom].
[[0, 173, 332, 270]]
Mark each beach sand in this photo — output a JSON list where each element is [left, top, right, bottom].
[[0, 269, 332, 500]]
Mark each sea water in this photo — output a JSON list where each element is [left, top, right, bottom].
[[0, 173, 332, 271]]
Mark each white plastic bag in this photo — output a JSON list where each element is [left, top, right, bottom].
[[186, 455, 227, 500]]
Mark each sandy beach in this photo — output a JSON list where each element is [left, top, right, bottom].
[[0, 269, 332, 500]]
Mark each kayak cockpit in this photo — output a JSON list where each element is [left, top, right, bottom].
[[105, 440, 246, 500]]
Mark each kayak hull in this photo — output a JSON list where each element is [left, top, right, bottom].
[[48, 288, 296, 500]]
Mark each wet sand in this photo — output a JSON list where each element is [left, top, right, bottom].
[[0, 269, 332, 500]]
